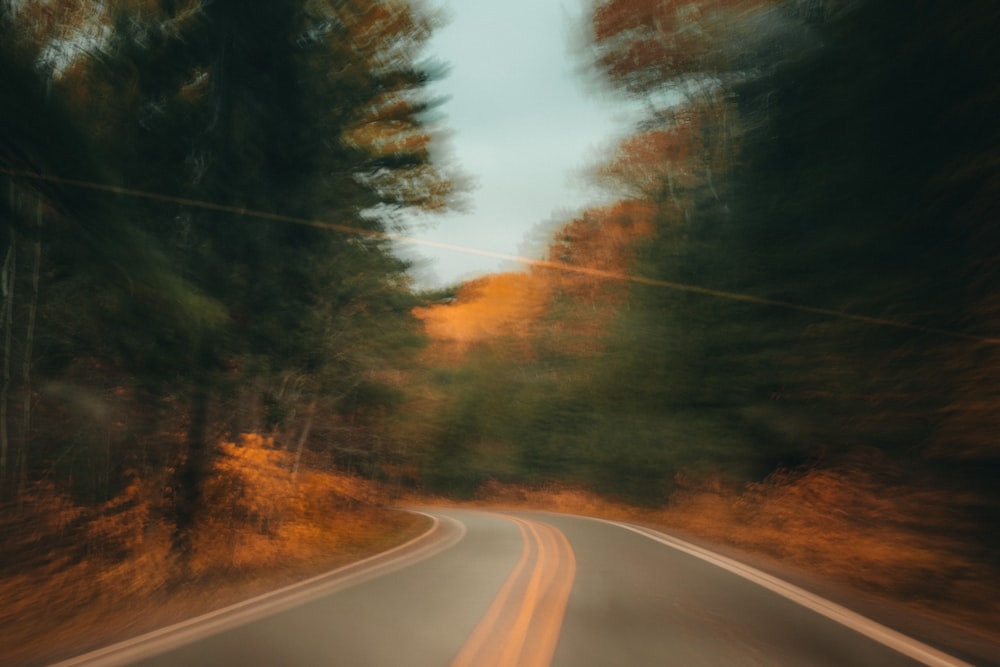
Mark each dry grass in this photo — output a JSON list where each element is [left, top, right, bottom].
[[439, 465, 1000, 642], [0, 434, 429, 667]]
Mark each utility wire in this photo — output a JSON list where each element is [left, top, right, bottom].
[[4, 166, 998, 346]]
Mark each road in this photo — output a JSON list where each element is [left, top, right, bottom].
[[55, 508, 985, 667]]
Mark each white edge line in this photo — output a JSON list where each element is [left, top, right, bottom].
[[50, 511, 467, 667], [589, 517, 973, 667]]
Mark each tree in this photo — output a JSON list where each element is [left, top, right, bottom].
[[76, 0, 458, 557], [582, 0, 1000, 486], [1, 6, 218, 495], [2, 0, 462, 542], [588, 0, 799, 98]]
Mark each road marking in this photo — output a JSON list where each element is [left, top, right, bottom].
[[451, 520, 534, 665], [594, 518, 974, 667], [497, 520, 549, 665], [52, 512, 465, 667], [451, 514, 576, 667], [520, 523, 576, 667]]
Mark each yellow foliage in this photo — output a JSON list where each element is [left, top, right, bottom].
[[414, 272, 552, 353], [0, 434, 424, 665], [190, 433, 388, 576], [411, 199, 655, 362]]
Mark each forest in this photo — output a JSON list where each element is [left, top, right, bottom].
[[2, 0, 999, 662]]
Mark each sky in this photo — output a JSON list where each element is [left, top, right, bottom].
[[398, 0, 637, 289]]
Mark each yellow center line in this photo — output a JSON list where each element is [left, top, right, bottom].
[[522, 525, 577, 667], [497, 520, 550, 665], [451, 514, 576, 667], [451, 519, 533, 667]]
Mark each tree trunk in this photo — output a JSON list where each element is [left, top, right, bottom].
[[291, 399, 317, 479], [171, 381, 210, 568], [17, 199, 41, 494], [0, 227, 15, 487]]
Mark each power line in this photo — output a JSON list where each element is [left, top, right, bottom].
[[3, 166, 998, 345]]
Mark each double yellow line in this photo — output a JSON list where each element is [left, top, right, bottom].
[[452, 514, 576, 667]]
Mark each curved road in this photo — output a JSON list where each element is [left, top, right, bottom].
[[55, 509, 987, 667]]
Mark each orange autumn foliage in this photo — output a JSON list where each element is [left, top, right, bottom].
[[546, 200, 654, 290], [591, 0, 778, 93], [414, 272, 551, 353], [528, 202, 654, 356], [599, 128, 698, 197], [414, 199, 656, 361], [191, 433, 385, 572], [0, 433, 423, 665]]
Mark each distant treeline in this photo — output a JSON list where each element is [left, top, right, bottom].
[[407, 0, 1000, 510]]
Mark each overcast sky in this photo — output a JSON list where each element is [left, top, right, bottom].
[[399, 0, 637, 289]]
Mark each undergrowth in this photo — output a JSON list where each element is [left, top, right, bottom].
[[0, 433, 427, 667]]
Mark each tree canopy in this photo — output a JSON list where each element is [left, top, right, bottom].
[[0, 1, 461, 543]]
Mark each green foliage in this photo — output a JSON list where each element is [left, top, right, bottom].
[[409, 0, 1000, 505], [589, 0, 1000, 483], [1, 0, 459, 513]]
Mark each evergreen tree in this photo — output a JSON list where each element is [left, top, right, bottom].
[[2, 1, 461, 536], [582, 0, 1000, 491]]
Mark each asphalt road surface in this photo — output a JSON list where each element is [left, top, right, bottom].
[[54, 509, 985, 667]]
